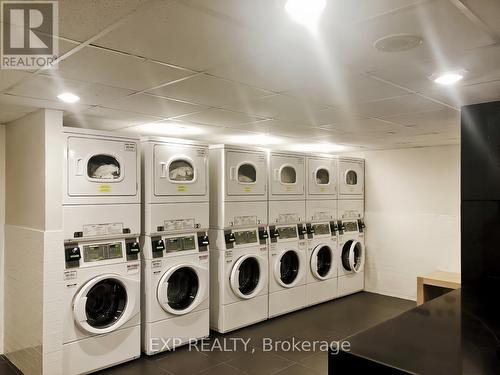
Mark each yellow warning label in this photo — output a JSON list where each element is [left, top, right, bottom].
[[177, 186, 187, 192], [244, 187, 252, 193], [99, 185, 112, 193], [320, 187, 326, 192], [286, 186, 292, 191]]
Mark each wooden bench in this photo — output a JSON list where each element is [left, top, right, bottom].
[[417, 271, 461, 305]]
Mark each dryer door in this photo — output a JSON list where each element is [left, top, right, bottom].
[[339, 160, 364, 197], [274, 250, 301, 288], [307, 157, 337, 196], [230, 255, 265, 299], [311, 244, 334, 280], [67, 136, 138, 197], [341, 240, 365, 274], [73, 274, 139, 335], [270, 155, 305, 195], [157, 264, 207, 315], [226, 150, 267, 196], [154, 144, 208, 197]]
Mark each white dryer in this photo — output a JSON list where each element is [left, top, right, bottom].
[[268, 224, 307, 318], [305, 222, 338, 306], [209, 227, 269, 333], [305, 154, 338, 222], [209, 145, 268, 229], [268, 151, 306, 225], [63, 127, 140, 205], [141, 138, 209, 236], [338, 157, 364, 199], [142, 232, 209, 355], [337, 220, 366, 297], [62, 238, 141, 375]]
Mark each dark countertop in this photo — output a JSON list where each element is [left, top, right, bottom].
[[329, 289, 500, 374]]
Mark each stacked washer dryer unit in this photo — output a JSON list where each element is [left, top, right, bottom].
[[337, 157, 366, 297], [62, 128, 141, 375], [208, 145, 269, 333], [267, 151, 307, 317], [141, 138, 210, 355], [304, 155, 339, 306]]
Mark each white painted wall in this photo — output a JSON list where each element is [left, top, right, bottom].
[[0, 125, 5, 354], [350, 145, 460, 300]]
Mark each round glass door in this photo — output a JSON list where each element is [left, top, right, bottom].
[[166, 267, 199, 311], [279, 250, 300, 286], [85, 279, 127, 329], [230, 255, 263, 299], [346, 170, 358, 185], [281, 166, 297, 184], [316, 168, 330, 185], [315, 246, 332, 278], [87, 154, 121, 180], [341, 240, 364, 273], [238, 163, 257, 183], [169, 159, 194, 182]]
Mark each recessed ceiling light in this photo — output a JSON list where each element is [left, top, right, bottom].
[[433, 73, 464, 85], [57, 92, 80, 103], [374, 34, 423, 52], [285, 0, 326, 32], [137, 122, 205, 136], [227, 134, 283, 146]]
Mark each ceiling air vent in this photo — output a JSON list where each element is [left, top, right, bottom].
[[374, 34, 423, 52]]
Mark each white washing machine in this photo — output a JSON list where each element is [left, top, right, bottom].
[[141, 138, 209, 236], [141, 231, 209, 355], [62, 238, 141, 375], [337, 220, 366, 297], [305, 222, 338, 306], [209, 227, 269, 333], [268, 224, 307, 318], [338, 157, 364, 199], [209, 145, 268, 229], [268, 151, 306, 225], [306, 155, 338, 222]]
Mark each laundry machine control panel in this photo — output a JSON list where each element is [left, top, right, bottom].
[[150, 232, 208, 258], [64, 237, 140, 268], [338, 220, 365, 235], [223, 227, 267, 249]]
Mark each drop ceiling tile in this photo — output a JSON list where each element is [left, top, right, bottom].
[[460, 0, 500, 37], [59, 0, 149, 41], [7, 75, 133, 106], [356, 94, 447, 118], [423, 80, 500, 108], [384, 108, 460, 128], [320, 117, 405, 134], [64, 106, 162, 131], [105, 93, 207, 118], [43, 46, 195, 91], [286, 73, 409, 108], [95, 1, 266, 71], [233, 119, 335, 139], [0, 71, 33, 92], [175, 108, 266, 127], [224, 94, 327, 124], [147, 74, 271, 107], [0, 93, 91, 114]]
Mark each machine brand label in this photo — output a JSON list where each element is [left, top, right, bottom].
[[152, 260, 162, 269], [64, 270, 77, 281], [127, 263, 140, 274], [234, 215, 257, 227], [124, 143, 136, 152], [83, 223, 123, 237], [164, 218, 195, 231], [99, 184, 112, 193]]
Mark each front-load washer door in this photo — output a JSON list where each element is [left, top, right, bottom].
[[341, 240, 365, 274], [275, 250, 301, 288], [157, 265, 207, 315], [73, 274, 139, 335], [307, 158, 337, 196], [67, 137, 138, 197], [226, 150, 267, 196], [154, 145, 208, 197], [339, 160, 364, 197], [230, 255, 265, 299], [270, 155, 305, 196], [311, 245, 334, 280]]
